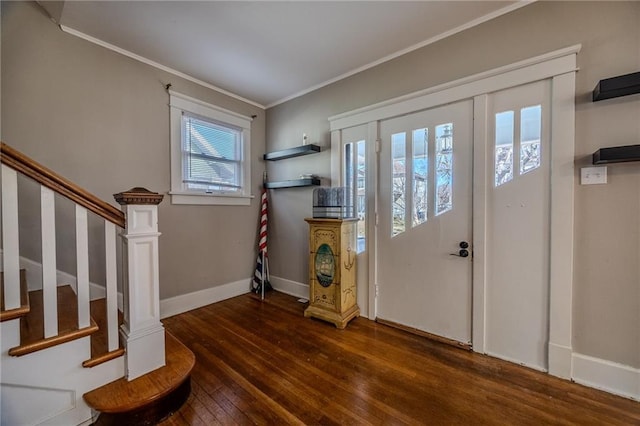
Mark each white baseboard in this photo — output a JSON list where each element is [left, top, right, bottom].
[[160, 278, 251, 319], [548, 342, 572, 379], [0, 251, 123, 308], [270, 275, 308, 300], [572, 353, 640, 401], [269, 276, 373, 319]]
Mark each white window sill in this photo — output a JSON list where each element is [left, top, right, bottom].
[[169, 191, 254, 206]]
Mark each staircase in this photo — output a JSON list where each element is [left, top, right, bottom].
[[0, 273, 123, 425], [1, 142, 194, 425]]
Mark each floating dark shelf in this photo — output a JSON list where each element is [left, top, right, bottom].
[[264, 144, 321, 161], [592, 144, 640, 164], [264, 178, 321, 189], [592, 71, 640, 102]]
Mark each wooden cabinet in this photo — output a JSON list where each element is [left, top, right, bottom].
[[304, 218, 359, 328]]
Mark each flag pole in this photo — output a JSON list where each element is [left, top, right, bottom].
[[260, 251, 267, 300], [262, 171, 266, 300], [252, 171, 271, 300]]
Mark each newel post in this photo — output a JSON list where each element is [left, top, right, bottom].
[[114, 187, 165, 380]]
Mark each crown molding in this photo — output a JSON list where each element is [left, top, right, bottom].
[[59, 25, 266, 110]]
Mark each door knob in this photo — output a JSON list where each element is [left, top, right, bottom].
[[450, 241, 470, 257], [450, 249, 469, 258]]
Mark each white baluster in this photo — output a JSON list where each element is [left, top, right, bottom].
[[1, 165, 20, 310], [75, 205, 90, 329], [104, 221, 119, 352], [41, 186, 58, 338]]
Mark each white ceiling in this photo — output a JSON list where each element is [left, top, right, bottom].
[[51, 1, 527, 108]]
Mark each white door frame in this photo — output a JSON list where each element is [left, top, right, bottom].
[[330, 45, 579, 379], [330, 124, 378, 319]]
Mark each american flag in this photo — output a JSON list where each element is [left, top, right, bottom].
[[252, 187, 272, 296]]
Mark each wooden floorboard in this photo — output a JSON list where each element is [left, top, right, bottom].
[[160, 291, 639, 425]]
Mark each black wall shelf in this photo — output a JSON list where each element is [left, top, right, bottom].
[[592, 144, 640, 164], [264, 143, 322, 188], [264, 144, 321, 161], [592, 71, 640, 102], [264, 178, 321, 189]]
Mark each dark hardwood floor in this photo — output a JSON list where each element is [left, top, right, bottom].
[[160, 291, 639, 425]]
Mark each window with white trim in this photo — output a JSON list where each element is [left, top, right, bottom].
[[169, 91, 253, 205]]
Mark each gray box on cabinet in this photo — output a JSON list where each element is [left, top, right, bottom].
[[312, 187, 354, 219]]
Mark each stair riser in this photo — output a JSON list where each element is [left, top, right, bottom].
[[1, 336, 124, 426]]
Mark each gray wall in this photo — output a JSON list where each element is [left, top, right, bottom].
[[2, 2, 266, 299], [266, 1, 640, 368], [3, 1, 638, 370]]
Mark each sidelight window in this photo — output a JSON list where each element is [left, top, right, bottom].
[[343, 140, 367, 253], [391, 132, 406, 237]]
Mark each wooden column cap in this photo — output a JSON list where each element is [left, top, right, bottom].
[[114, 187, 164, 206]]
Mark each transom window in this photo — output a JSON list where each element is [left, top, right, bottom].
[[169, 91, 253, 205]]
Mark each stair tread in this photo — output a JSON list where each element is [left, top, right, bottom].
[[0, 269, 30, 322], [83, 331, 195, 413], [8, 285, 99, 356]]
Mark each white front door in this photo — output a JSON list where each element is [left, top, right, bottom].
[[485, 79, 551, 370], [377, 100, 473, 344]]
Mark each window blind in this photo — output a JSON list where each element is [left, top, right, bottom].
[[182, 113, 242, 191]]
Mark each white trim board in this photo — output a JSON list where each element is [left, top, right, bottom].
[[269, 275, 372, 320], [267, 1, 534, 108], [53, 1, 533, 111], [269, 275, 308, 300], [59, 25, 265, 109], [329, 45, 581, 130], [572, 353, 640, 401], [159, 278, 250, 319]]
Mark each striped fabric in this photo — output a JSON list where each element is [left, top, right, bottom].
[[252, 188, 272, 295]]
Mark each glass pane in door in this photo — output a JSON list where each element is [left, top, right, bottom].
[[344, 140, 367, 253], [495, 111, 514, 186], [435, 123, 453, 216], [391, 132, 406, 236], [412, 128, 428, 226], [520, 105, 542, 174]]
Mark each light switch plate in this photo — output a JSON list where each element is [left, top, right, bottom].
[[581, 166, 607, 185]]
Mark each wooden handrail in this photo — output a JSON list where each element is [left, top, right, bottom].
[[1, 142, 125, 228]]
